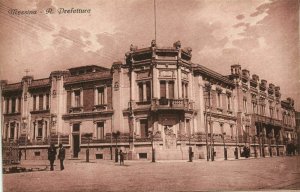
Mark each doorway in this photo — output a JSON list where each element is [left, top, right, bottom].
[[73, 134, 80, 158]]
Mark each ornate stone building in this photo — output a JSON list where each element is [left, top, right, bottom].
[[1, 40, 297, 160]]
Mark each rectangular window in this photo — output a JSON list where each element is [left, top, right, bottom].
[[182, 82, 188, 98], [243, 99, 247, 113], [160, 81, 166, 99], [75, 90, 81, 107], [252, 102, 256, 114], [140, 119, 148, 138], [46, 94, 50, 109], [138, 83, 143, 101], [18, 97, 21, 112], [98, 87, 105, 104], [39, 94, 43, 110], [146, 81, 151, 101], [33, 95, 36, 111], [270, 108, 273, 118], [96, 122, 105, 140], [227, 96, 231, 110], [6, 98, 9, 113], [38, 121, 43, 137], [73, 124, 80, 132], [217, 93, 221, 107], [10, 122, 15, 139], [11, 98, 16, 113], [168, 81, 174, 99]]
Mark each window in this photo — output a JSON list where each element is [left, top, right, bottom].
[[10, 122, 15, 139], [269, 108, 274, 118], [146, 82, 151, 101], [98, 87, 105, 105], [276, 109, 279, 119], [95, 154, 103, 159], [139, 153, 147, 159], [73, 124, 80, 132], [217, 92, 221, 108], [243, 99, 247, 113], [37, 121, 43, 137], [11, 98, 16, 113], [160, 81, 174, 99], [74, 90, 81, 107], [140, 119, 148, 138], [138, 82, 151, 102], [182, 82, 188, 98], [34, 151, 41, 156], [252, 102, 256, 114], [46, 94, 50, 109], [168, 81, 174, 99], [33, 95, 37, 111], [96, 122, 105, 140], [39, 94, 43, 110], [5, 98, 9, 113], [227, 95, 231, 110], [138, 83, 143, 101], [160, 81, 166, 98]]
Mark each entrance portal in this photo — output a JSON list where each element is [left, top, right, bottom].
[[73, 134, 80, 158], [164, 126, 176, 149]]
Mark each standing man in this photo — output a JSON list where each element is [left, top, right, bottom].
[[58, 143, 65, 170], [119, 150, 124, 166], [18, 150, 22, 162], [48, 144, 57, 171]]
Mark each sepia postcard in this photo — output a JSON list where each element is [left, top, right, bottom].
[[0, 0, 299, 191]]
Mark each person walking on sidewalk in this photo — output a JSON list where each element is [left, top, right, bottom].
[[48, 144, 57, 171], [119, 150, 124, 166], [58, 143, 65, 171]]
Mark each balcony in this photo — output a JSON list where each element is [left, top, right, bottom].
[[251, 114, 282, 127], [151, 98, 194, 111], [69, 106, 83, 113], [93, 104, 108, 111]]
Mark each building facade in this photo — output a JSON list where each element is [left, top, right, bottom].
[[1, 40, 298, 160]]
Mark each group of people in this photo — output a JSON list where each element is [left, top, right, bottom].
[[48, 143, 65, 171]]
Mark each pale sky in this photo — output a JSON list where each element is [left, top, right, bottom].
[[0, 0, 299, 110]]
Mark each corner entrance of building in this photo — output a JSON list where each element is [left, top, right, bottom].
[[73, 134, 80, 158]]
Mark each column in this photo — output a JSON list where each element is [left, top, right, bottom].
[[177, 67, 182, 98], [182, 83, 186, 98], [71, 91, 75, 107], [8, 98, 11, 113], [8, 122, 10, 140], [174, 72, 178, 99], [188, 73, 193, 100], [94, 88, 98, 105], [80, 89, 83, 106], [104, 87, 107, 104], [32, 122, 35, 140], [36, 95, 39, 110], [143, 82, 147, 101], [43, 94, 46, 110], [166, 81, 169, 99], [42, 120, 45, 140], [153, 68, 158, 98], [131, 72, 136, 100], [15, 97, 19, 113], [3, 98, 6, 114]]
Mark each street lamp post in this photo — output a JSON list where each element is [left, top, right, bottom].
[[222, 132, 227, 160], [112, 131, 120, 163], [205, 83, 211, 161], [148, 130, 155, 162]]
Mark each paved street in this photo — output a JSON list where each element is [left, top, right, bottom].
[[3, 156, 300, 192]]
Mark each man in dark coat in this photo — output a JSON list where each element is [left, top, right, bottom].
[[119, 150, 124, 166], [48, 144, 57, 171], [58, 143, 65, 170]]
